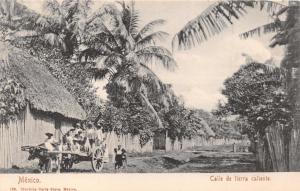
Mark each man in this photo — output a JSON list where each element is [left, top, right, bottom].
[[71, 137, 81, 153], [74, 123, 82, 134], [44, 133, 57, 151], [65, 129, 75, 150], [43, 133, 60, 172]]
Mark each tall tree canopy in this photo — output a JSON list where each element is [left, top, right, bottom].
[[218, 59, 291, 139], [80, 1, 177, 128]]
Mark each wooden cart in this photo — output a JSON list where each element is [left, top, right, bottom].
[[21, 144, 106, 173]]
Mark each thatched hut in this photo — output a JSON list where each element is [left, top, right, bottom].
[[0, 42, 86, 168]]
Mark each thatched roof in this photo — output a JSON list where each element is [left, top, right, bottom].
[[0, 42, 86, 121]]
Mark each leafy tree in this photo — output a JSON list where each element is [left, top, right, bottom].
[[32, 0, 94, 57], [219, 60, 290, 133], [173, 0, 300, 170], [0, 77, 26, 122], [1, 0, 102, 120], [0, 0, 36, 41], [216, 59, 291, 171], [172, 1, 286, 49], [98, 100, 156, 146], [81, 1, 177, 128]]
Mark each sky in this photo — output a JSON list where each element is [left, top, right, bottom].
[[20, 0, 285, 111]]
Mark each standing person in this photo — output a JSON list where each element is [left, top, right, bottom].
[[65, 129, 75, 150], [43, 133, 60, 172], [86, 121, 97, 153], [114, 145, 127, 170], [96, 126, 104, 146]]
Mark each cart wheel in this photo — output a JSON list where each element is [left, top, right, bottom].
[[91, 148, 104, 172]]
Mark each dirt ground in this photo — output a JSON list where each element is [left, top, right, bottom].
[[0, 144, 257, 173]]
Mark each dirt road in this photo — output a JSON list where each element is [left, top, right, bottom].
[[0, 144, 256, 173]]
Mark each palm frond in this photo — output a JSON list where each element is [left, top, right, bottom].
[[95, 53, 122, 70], [0, 0, 15, 21], [9, 29, 38, 39], [241, 53, 284, 79], [269, 30, 288, 47], [135, 31, 169, 50], [138, 63, 164, 92], [136, 46, 177, 71], [239, 21, 285, 39], [110, 65, 132, 86], [93, 68, 110, 80], [79, 48, 98, 61], [173, 0, 287, 50], [118, 1, 139, 37], [36, 16, 50, 28], [135, 19, 166, 40], [85, 24, 122, 51], [44, 32, 66, 51], [43, 0, 62, 16], [62, 0, 93, 21]]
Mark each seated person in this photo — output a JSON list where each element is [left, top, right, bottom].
[[76, 131, 85, 144], [71, 138, 81, 153], [62, 137, 69, 151], [63, 132, 73, 151]]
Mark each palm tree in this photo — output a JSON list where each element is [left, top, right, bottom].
[[80, 1, 177, 129], [172, 1, 287, 49], [0, 0, 15, 23], [172, 0, 300, 171], [32, 0, 94, 57], [0, 0, 36, 40]]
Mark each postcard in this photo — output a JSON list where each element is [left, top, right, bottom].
[[0, 0, 299, 190]]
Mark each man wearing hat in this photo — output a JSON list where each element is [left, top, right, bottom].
[[74, 123, 82, 134], [44, 133, 57, 151]]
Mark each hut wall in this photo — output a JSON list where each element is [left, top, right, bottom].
[[0, 105, 74, 168]]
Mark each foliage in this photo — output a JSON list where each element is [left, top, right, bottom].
[[9, 33, 102, 121], [163, 103, 217, 141], [29, 0, 94, 57], [98, 101, 155, 146], [172, 0, 287, 49], [0, 77, 26, 122], [0, 0, 103, 121], [79, 1, 177, 128], [216, 61, 291, 138]]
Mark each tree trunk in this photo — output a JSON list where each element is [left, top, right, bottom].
[[139, 92, 164, 129], [265, 124, 288, 171], [287, 1, 300, 171]]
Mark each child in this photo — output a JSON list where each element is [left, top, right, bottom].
[[114, 145, 127, 169]]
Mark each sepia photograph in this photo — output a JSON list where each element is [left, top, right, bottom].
[[0, 0, 299, 175]]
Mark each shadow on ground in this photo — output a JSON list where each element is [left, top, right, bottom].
[[0, 144, 257, 173]]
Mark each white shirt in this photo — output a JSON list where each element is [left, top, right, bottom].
[[96, 129, 103, 141], [44, 137, 55, 151]]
